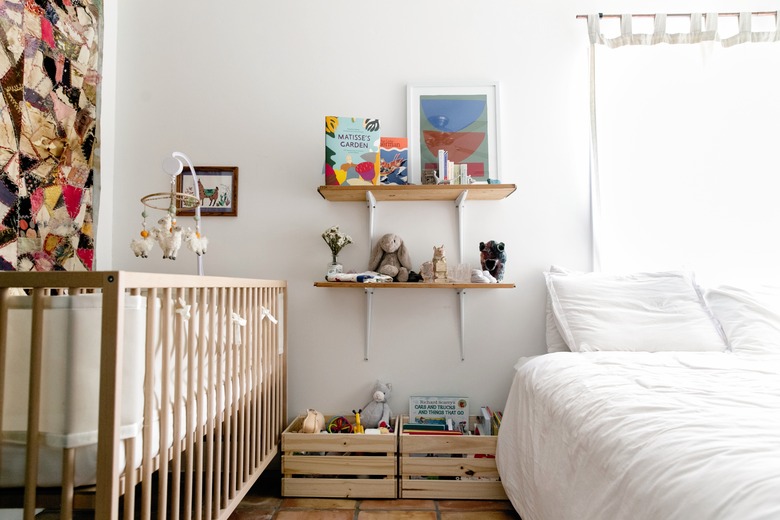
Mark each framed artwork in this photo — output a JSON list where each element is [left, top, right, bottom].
[[176, 166, 238, 217], [407, 83, 501, 185]]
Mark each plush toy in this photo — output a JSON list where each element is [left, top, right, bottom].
[[480, 240, 507, 282], [360, 381, 392, 429], [300, 408, 324, 433], [183, 228, 208, 256], [368, 233, 412, 282]]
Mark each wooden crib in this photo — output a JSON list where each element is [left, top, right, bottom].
[[0, 271, 287, 520]]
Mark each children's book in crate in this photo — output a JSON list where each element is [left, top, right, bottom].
[[324, 116, 381, 186], [409, 396, 469, 430], [379, 136, 408, 185]]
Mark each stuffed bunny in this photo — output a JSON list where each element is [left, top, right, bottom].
[[360, 381, 392, 429], [368, 233, 412, 282]]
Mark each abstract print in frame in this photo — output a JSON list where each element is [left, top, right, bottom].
[[407, 83, 500, 185], [0, 0, 103, 271]]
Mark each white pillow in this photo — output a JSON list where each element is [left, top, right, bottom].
[[545, 265, 573, 353], [545, 269, 727, 353], [704, 284, 780, 354]]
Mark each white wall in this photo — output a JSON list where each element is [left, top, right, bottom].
[[108, 0, 777, 420]]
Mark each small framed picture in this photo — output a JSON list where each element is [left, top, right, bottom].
[[176, 166, 238, 217], [407, 83, 501, 185]]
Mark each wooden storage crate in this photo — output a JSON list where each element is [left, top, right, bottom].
[[282, 414, 398, 498], [399, 416, 508, 500]]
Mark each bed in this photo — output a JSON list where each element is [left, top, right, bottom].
[[0, 271, 287, 520], [496, 268, 780, 520]]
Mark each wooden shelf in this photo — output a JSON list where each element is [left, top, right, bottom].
[[314, 282, 515, 289], [317, 184, 516, 202]]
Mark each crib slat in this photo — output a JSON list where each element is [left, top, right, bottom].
[[0, 287, 8, 479], [204, 287, 217, 519], [95, 276, 125, 520], [158, 288, 173, 519], [214, 287, 226, 512], [171, 287, 185, 520], [123, 437, 136, 519], [23, 288, 45, 520], [61, 447, 75, 520], [140, 288, 157, 520]]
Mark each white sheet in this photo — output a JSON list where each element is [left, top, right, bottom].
[[497, 351, 780, 520]]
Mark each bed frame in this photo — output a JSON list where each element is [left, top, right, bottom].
[[0, 271, 287, 520]]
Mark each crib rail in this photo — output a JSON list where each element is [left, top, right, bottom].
[[0, 271, 288, 520]]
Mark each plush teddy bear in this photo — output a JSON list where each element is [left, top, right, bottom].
[[480, 240, 507, 282], [368, 233, 412, 282], [360, 381, 392, 429]]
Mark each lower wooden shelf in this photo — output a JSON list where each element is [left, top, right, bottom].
[[314, 281, 515, 289], [314, 280, 515, 360]]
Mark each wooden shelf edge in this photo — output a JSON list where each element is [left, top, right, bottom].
[[317, 184, 516, 202], [314, 281, 516, 289]]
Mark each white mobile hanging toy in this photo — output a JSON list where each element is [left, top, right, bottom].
[[131, 151, 208, 275]]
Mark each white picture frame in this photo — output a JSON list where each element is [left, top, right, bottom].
[[406, 83, 501, 185]]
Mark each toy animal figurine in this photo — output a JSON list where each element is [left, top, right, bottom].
[[153, 214, 183, 260], [480, 240, 507, 282], [301, 408, 324, 433], [360, 381, 392, 429], [183, 227, 208, 256], [130, 234, 155, 258], [368, 233, 413, 282], [352, 409, 365, 434], [432, 245, 448, 283]]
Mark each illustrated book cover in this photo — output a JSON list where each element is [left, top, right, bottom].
[[409, 396, 469, 426], [325, 116, 381, 186], [379, 136, 408, 185]]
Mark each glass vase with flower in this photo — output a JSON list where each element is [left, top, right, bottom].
[[322, 225, 352, 279]]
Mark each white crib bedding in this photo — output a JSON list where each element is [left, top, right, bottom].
[[1, 293, 257, 488], [496, 351, 780, 520]]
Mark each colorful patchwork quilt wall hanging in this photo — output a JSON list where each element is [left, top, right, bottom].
[[0, 0, 102, 271]]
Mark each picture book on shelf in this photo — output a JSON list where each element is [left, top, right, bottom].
[[379, 137, 408, 185], [409, 396, 469, 426], [324, 116, 381, 186]]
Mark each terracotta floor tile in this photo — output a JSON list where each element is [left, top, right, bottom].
[[235, 495, 283, 509], [358, 512, 438, 520], [440, 511, 521, 520], [228, 510, 275, 520], [276, 510, 355, 520], [437, 499, 516, 511], [281, 497, 357, 509], [359, 498, 436, 510]]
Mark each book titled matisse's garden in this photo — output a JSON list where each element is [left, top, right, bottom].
[[324, 116, 381, 186]]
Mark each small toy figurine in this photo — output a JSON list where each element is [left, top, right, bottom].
[[432, 245, 448, 283], [352, 409, 365, 434], [479, 240, 507, 282]]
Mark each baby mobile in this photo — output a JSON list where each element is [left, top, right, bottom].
[[130, 151, 209, 275]]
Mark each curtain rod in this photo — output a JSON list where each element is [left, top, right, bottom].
[[575, 11, 777, 20]]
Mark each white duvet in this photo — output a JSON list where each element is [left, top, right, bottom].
[[496, 351, 780, 520]]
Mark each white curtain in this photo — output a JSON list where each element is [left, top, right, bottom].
[[588, 12, 780, 284]]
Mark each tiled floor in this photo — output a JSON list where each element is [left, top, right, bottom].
[[230, 477, 521, 520]]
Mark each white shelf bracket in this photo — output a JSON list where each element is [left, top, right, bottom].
[[366, 190, 377, 257], [457, 289, 466, 360], [455, 190, 468, 264], [364, 286, 374, 360]]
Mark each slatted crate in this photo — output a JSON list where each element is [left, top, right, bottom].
[[398, 416, 507, 500], [281, 414, 398, 498]]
